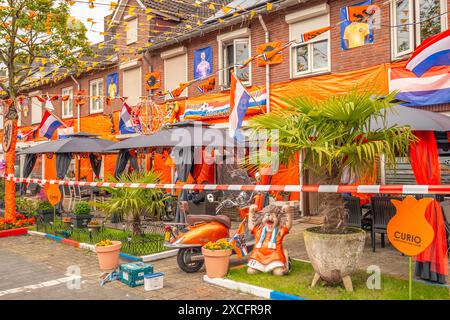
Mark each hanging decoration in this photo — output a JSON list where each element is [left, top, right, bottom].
[[163, 101, 180, 124], [256, 41, 284, 67], [2, 119, 14, 152], [145, 72, 161, 90], [340, 0, 373, 50], [196, 76, 216, 94]]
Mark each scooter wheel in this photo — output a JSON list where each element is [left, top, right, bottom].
[[177, 248, 204, 273]]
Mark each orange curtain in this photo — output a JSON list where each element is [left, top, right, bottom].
[[410, 130, 448, 283]]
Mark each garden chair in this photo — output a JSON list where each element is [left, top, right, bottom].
[[439, 200, 450, 252], [62, 185, 74, 212], [370, 196, 401, 252], [343, 196, 372, 230], [71, 185, 91, 208]]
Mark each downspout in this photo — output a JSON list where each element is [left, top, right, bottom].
[[258, 14, 270, 114], [71, 75, 81, 180], [70, 75, 81, 133]]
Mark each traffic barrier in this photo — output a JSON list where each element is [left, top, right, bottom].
[[4, 174, 450, 194]]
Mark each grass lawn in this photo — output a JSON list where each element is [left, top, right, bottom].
[[227, 259, 450, 300]]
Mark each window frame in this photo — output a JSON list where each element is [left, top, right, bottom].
[[89, 78, 104, 114], [217, 29, 251, 89], [391, 0, 447, 59], [291, 38, 330, 78], [162, 52, 188, 100], [61, 86, 74, 119], [126, 17, 138, 45]]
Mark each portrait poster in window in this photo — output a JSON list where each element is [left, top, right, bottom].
[[340, 0, 374, 50], [194, 46, 212, 80], [106, 72, 119, 99]]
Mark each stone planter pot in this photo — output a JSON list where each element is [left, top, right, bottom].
[[70, 214, 93, 228], [303, 226, 366, 292], [95, 241, 122, 271], [202, 247, 232, 278]]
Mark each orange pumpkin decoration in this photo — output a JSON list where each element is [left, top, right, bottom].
[[387, 196, 435, 256]]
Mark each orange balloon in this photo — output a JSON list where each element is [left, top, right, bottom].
[[45, 184, 62, 206], [387, 196, 435, 256]]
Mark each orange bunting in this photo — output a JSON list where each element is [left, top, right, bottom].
[[257, 41, 284, 67], [197, 76, 216, 94]]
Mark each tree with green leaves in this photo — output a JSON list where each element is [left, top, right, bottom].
[[0, 0, 92, 219], [93, 171, 171, 236], [250, 90, 415, 233]]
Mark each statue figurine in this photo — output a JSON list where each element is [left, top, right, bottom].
[[247, 204, 293, 276]]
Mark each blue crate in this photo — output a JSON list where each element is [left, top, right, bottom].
[[119, 262, 153, 287]]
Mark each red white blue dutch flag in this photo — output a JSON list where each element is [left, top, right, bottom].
[[38, 110, 63, 139], [228, 73, 251, 141], [406, 29, 450, 77]]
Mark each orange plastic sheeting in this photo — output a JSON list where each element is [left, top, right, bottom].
[[153, 153, 172, 183], [44, 156, 56, 180], [262, 155, 300, 201], [269, 64, 389, 110], [183, 63, 389, 123]]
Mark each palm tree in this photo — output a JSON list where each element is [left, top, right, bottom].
[[94, 171, 171, 236], [249, 90, 415, 234]]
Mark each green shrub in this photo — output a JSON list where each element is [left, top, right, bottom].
[[16, 198, 38, 217], [74, 201, 91, 215], [37, 200, 53, 213]]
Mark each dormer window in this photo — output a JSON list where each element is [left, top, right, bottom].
[[126, 17, 138, 45]]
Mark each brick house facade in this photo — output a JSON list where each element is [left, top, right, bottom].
[[5, 0, 450, 184]]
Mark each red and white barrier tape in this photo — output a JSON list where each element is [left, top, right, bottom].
[[3, 174, 450, 194]]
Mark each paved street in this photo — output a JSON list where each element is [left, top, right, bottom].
[[0, 236, 255, 300], [0, 220, 447, 300]]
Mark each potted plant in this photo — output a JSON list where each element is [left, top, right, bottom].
[[71, 201, 92, 228], [36, 200, 54, 223], [87, 219, 101, 233], [94, 239, 122, 270], [94, 171, 170, 236], [250, 90, 414, 291], [16, 198, 37, 218], [202, 239, 232, 278]]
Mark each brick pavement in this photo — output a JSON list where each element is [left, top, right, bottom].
[[0, 220, 447, 300]]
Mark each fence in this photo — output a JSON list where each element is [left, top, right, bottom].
[[36, 222, 166, 256]]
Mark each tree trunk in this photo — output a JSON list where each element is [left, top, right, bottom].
[[4, 118, 18, 220], [131, 213, 141, 236]]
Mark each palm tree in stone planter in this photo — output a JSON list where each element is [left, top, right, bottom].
[[94, 171, 170, 236], [249, 90, 415, 291]]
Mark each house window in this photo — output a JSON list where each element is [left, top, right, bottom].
[[162, 47, 187, 99], [61, 87, 73, 118], [126, 18, 138, 45], [287, 6, 330, 78], [392, 0, 447, 58], [90, 78, 104, 113], [220, 39, 250, 87], [123, 67, 141, 106], [31, 94, 42, 124]]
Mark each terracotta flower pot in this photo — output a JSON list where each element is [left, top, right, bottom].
[[202, 247, 232, 278], [95, 241, 122, 270]]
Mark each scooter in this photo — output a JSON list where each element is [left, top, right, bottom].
[[164, 191, 256, 273]]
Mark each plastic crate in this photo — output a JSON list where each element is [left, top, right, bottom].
[[119, 262, 153, 287], [144, 272, 164, 291]]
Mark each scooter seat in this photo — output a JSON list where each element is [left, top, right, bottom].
[[186, 214, 231, 229]]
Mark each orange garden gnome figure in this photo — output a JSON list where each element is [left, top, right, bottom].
[[247, 204, 293, 276]]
